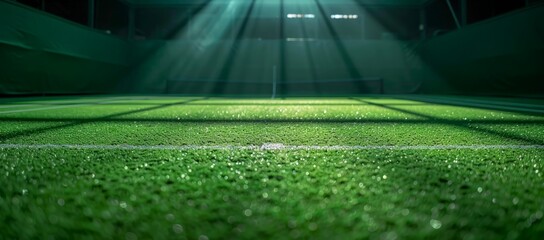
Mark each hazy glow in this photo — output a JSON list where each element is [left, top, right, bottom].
[[287, 13, 316, 19], [331, 14, 359, 19], [286, 38, 317, 42], [133, 0, 429, 95]]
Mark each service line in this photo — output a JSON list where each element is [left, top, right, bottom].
[[0, 96, 145, 115], [0, 143, 543, 151]]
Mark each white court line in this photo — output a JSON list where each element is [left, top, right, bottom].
[[0, 143, 543, 151], [0, 104, 100, 114], [0, 97, 142, 115], [402, 96, 544, 114], [0, 104, 41, 109]]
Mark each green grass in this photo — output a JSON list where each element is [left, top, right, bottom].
[[1, 95, 543, 239]]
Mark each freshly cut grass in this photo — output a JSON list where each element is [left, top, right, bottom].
[[0, 97, 543, 146], [1, 148, 543, 239], [0, 95, 543, 239]]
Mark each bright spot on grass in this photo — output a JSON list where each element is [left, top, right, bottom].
[[172, 224, 183, 234], [261, 143, 285, 150], [430, 219, 442, 229], [199, 235, 209, 240], [125, 232, 137, 240], [477, 187, 483, 193], [308, 222, 318, 231], [244, 209, 252, 217], [262, 192, 268, 199], [535, 211, 543, 219], [512, 198, 519, 205], [57, 198, 65, 206], [165, 214, 175, 221]]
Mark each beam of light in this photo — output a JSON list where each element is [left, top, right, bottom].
[[312, 0, 369, 94], [317, 0, 439, 94], [131, 0, 249, 94], [285, 1, 321, 95], [287, 14, 315, 19], [130, 0, 436, 95], [355, 1, 431, 93]]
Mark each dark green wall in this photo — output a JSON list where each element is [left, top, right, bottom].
[[0, 1, 129, 95], [1, 0, 543, 96], [417, 4, 544, 95], [127, 39, 424, 95]]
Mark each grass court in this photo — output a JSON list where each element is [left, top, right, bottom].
[[1, 95, 543, 239]]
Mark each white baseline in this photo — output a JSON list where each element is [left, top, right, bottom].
[[0, 143, 543, 151]]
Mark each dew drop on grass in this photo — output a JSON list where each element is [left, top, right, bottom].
[[244, 209, 252, 217], [308, 222, 318, 231], [172, 224, 183, 234], [125, 232, 138, 240], [535, 211, 543, 219], [430, 219, 442, 229], [288, 220, 297, 228], [165, 214, 175, 221]]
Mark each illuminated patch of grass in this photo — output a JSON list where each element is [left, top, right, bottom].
[[0, 96, 543, 238], [1, 149, 543, 239]]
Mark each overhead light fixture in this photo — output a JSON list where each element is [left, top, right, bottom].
[[331, 14, 359, 19], [287, 14, 315, 19]]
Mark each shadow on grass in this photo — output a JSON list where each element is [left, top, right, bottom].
[[396, 95, 544, 117], [1, 117, 543, 126], [0, 98, 206, 142], [352, 98, 544, 145], [0, 96, 543, 145], [0, 102, 430, 107], [1, 95, 542, 116]]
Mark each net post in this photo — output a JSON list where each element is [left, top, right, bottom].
[[88, 0, 95, 28], [272, 65, 277, 99], [446, 0, 462, 29], [128, 6, 136, 40]]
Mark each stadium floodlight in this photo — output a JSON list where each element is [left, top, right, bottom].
[[287, 13, 316, 19], [134, 0, 427, 96], [331, 14, 359, 19]]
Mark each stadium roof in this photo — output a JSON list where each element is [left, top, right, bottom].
[[124, 0, 432, 6]]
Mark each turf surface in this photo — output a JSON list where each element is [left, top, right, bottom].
[[0, 95, 543, 239]]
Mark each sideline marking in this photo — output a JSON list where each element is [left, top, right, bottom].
[[0, 104, 98, 114], [0, 143, 543, 151], [0, 97, 139, 114], [0, 104, 40, 109], [402, 96, 544, 114]]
